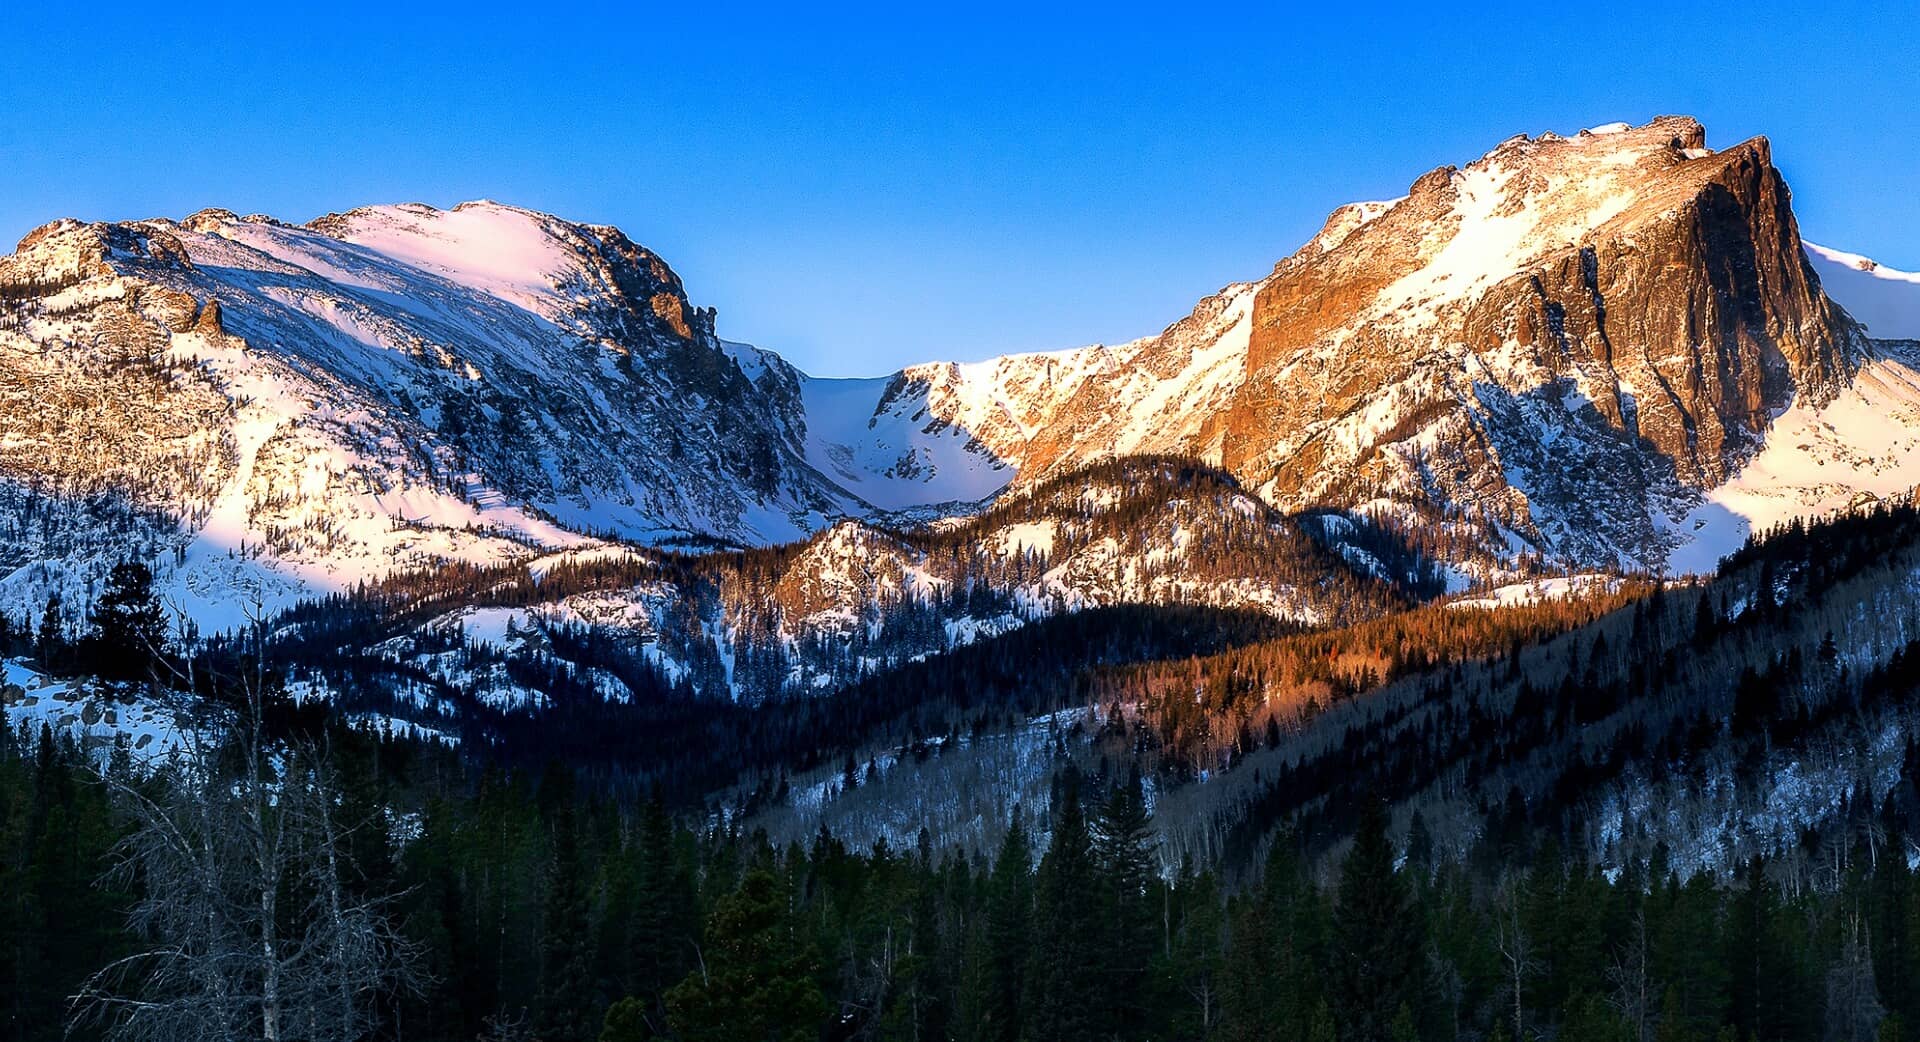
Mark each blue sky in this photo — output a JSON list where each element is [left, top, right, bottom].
[[3, 2, 1915, 376]]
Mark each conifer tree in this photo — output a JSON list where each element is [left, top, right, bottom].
[[664, 868, 827, 1042], [631, 796, 697, 1007], [86, 560, 168, 680], [1025, 773, 1103, 1042], [1333, 799, 1426, 1042], [538, 785, 598, 1042], [962, 810, 1031, 1042], [1093, 765, 1158, 1034], [36, 590, 64, 672]]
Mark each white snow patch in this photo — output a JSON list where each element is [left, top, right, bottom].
[[1807, 242, 1920, 340]]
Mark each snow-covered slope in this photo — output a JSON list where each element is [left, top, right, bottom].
[[1664, 343, 1920, 571], [0, 203, 1044, 625], [1806, 242, 1920, 341]]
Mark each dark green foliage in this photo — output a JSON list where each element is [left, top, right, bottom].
[[1332, 799, 1427, 1041], [1023, 772, 1104, 1042], [961, 811, 1031, 1042], [663, 868, 826, 1042], [83, 561, 168, 680], [0, 725, 129, 1042], [1092, 766, 1158, 1035]]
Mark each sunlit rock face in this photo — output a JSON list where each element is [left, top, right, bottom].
[[928, 118, 1868, 570]]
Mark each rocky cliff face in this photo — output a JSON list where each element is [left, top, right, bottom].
[[907, 117, 1870, 571]]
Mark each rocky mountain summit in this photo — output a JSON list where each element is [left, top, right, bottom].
[[899, 117, 1897, 571]]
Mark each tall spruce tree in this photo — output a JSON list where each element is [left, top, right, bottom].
[[631, 796, 697, 1008], [86, 561, 168, 680], [1025, 773, 1104, 1042], [1093, 766, 1158, 1036], [1333, 799, 1426, 1042], [962, 809, 1032, 1042], [537, 784, 598, 1042], [35, 591, 64, 672]]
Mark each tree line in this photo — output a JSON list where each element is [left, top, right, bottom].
[[12, 703, 1920, 1042]]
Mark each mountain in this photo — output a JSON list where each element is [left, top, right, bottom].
[[893, 117, 1920, 573], [1, 115, 1917, 646], [0, 201, 1017, 628]]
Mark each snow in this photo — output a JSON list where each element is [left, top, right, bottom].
[[1112, 286, 1258, 448], [1446, 574, 1613, 610], [1665, 346, 1920, 573], [1806, 242, 1920, 340], [324, 202, 582, 318], [148, 325, 600, 629], [1, 660, 190, 761], [796, 374, 1015, 511], [994, 520, 1057, 558], [1370, 151, 1635, 330], [455, 606, 529, 648]]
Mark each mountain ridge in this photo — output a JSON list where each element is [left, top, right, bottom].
[[1, 116, 1917, 636]]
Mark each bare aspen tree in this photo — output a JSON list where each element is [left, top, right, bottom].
[[1606, 909, 1654, 1042], [70, 618, 418, 1042], [1494, 877, 1537, 1042]]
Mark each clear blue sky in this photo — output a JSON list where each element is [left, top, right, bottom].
[[3, 1, 1915, 376]]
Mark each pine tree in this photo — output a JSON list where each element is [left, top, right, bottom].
[[1169, 863, 1226, 1040], [1333, 799, 1426, 1042], [86, 560, 169, 680], [35, 591, 64, 672], [1025, 773, 1104, 1042], [962, 810, 1031, 1042], [664, 868, 827, 1042], [537, 791, 598, 1042], [630, 797, 697, 1007], [1092, 766, 1157, 1035]]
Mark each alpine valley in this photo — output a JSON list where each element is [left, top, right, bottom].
[[8, 114, 1920, 860], [17, 104, 1920, 1042]]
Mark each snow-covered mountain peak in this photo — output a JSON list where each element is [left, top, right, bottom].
[[877, 116, 1874, 573], [304, 200, 591, 317], [0, 200, 880, 626]]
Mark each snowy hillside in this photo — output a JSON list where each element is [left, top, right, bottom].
[[305, 458, 1432, 714]]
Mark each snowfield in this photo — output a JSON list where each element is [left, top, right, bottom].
[[1807, 242, 1920, 341], [1664, 344, 1920, 573]]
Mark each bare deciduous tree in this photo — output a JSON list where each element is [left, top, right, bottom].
[[70, 625, 418, 1042]]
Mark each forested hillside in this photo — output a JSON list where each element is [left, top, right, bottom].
[[7, 706, 1919, 1042], [7, 503, 1920, 1041]]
